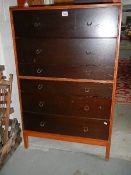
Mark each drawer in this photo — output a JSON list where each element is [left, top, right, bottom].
[[13, 7, 118, 37], [75, 7, 118, 37], [21, 94, 111, 119], [23, 112, 109, 140], [16, 38, 116, 67], [19, 64, 114, 80], [20, 79, 113, 98], [13, 9, 75, 37]]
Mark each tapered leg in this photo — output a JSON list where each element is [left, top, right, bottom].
[[23, 133, 29, 149], [105, 144, 110, 160]]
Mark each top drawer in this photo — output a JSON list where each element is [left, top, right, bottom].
[[12, 7, 119, 38]]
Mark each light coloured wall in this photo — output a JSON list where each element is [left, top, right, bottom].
[[0, 0, 21, 121], [122, 12, 131, 24], [123, 0, 131, 4]]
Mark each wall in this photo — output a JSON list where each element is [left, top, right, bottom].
[[122, 12, 131, 24], [0, 0, 21, 121], [123, 0, 131, 4]]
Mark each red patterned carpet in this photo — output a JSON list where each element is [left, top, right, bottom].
[[116, 58, 131, 104]]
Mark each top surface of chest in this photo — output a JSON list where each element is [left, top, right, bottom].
[[11, 4, 121, 38]]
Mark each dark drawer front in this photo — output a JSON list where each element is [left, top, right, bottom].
[[21, 94, 111, 119], [16, 38, 116, 67], [13, 7, 118, 37], [75, 7, 118, 37], [13, 9, 75, 37], [23, 113, 109, 140], [19, 64, 114, 80], [20, 79, 113, 98]]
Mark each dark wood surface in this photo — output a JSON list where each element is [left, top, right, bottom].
[[20, 79, 113, 98], [13, 7, 118, 37], [17, 37, 116, 80], [23, 112, 109, 140], [18, 63, 114, 80], [21, 93, 111, 119], [16, 38, 116, 66]]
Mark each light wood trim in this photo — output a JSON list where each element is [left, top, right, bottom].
[[105, 143, 111, 160], [10, 3, 121, 11], [19, 76, 114, 84], [24, 130, 109, 147]]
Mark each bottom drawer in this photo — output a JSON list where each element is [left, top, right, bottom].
[[23, 113, 109, 140]]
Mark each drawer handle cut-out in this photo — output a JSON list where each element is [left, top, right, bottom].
[[40, 121, 45, 127], [37, 68, 43, 74], [36, 49, 42, 55], [83, 127, 88, 133], [99, 106, 102, 110], [37, 84, 43, 90], [34, 22, 41, 27], [39, 101, 45, 108], [86, 51, 92, 55], [84, 105, 90, 111], [87, 21, 92, 26], [85, 88, 90, 93]]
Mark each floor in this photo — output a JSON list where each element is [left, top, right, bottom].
[[0, 104, 131, 175]]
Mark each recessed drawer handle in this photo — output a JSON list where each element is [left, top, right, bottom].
[[84, 105, 90, 111], [34, 22, 41, 27], [87, 21, 92, 26], [36, 49, 42, 55], [85, 88, 90, 93], [83, 127, 88, 133], [37, 68, 43, 74], [99, 106, 102, 110], [86, 51, 92, 55], [40, 121, 45, 127], [39, 101, 45, 108], [37, 84, 43, 90]]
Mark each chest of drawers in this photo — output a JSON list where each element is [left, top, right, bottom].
[[10, 2, 122, 159]]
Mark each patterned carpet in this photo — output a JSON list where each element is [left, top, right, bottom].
[[116, 58, 131, 104]]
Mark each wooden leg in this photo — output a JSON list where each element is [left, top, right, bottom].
[[105, 144, 110, 160], [23, 133, 29, 149]]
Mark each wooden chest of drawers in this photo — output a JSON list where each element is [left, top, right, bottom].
[[10, 1, 122, 159]]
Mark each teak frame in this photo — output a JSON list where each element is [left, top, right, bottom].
[[10, 3, 122, 160]]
